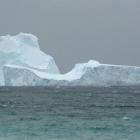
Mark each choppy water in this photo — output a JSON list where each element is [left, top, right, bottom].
[[0, 86, 139, 140]]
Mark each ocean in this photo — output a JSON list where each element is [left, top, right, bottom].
[[0, 86, 139, 140]]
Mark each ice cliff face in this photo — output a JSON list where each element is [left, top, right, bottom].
[[1, 33, 140, 86], [0, 33, 60, 85], [70, 63, 140, 86]]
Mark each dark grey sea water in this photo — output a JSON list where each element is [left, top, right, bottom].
[[0, 86, 139, 140]]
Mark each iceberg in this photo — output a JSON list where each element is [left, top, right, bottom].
[[1, 33, 140, 87]]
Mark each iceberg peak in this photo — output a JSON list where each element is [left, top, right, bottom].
[[87, 60, 100, 67], [14, 33, 39, 48], [0, 33, 60, 85], [0, 33, 39, 54]]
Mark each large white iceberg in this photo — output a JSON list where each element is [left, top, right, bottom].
[[1, 33, 140, 86]]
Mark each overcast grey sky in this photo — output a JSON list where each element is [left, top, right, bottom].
[[0, 0, 140, 73]]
